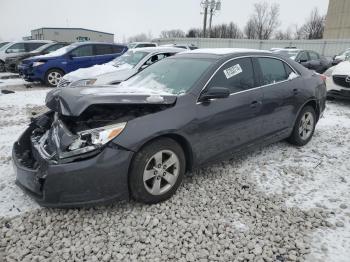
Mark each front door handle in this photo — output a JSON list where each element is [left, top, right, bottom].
[[250, 100, 262, 109], [293, 88, 299, 95]]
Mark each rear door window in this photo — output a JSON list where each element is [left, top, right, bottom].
[[257, 58, 289, 85], [207, 58, 256, 94], [70, 45, 94, 57], [95, 44, 114, 55], [297, 51, 309, 62]]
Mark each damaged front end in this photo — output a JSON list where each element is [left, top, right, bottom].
[[13, 87, 177, 206]]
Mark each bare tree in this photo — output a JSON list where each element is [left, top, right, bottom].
[[210, 22, 243, 38], [186, 28, 202, 38], [127, 33, 149, 43], [244, 18, 257, 39], [244, 1, 280, 40], [298, 8, 325, 39], [160, 29, 185, 38], [274, 27, 293, 40]]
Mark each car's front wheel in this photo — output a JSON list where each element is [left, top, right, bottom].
[[288, 106, 316, 146], [45, 69, 64, 87], [129, 138, 186, 204]]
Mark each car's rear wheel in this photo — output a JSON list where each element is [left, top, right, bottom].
[[288, 106, 316, 146], [129, 138, 186, 204], [0, 61, 5, 72], [45, 69, 64, 87]]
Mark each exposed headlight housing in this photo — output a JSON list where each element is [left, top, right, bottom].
[[55, 122, 127, 159], [32, 61, 46, 67], [71, 78, 97, 87]]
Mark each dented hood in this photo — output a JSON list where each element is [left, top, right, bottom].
[[45, 86, 177, 116]]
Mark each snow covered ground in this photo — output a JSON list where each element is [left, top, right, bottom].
[[0, 84, 349, 261]]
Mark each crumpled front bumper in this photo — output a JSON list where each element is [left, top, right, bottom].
[[13, 125, 134, 208]]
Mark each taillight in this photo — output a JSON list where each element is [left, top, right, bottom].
[[319, 74, 327, 82]]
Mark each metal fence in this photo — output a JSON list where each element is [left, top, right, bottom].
[[154, 38, 350, 57]]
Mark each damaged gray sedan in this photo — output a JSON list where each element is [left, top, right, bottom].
[[13, 49, 326, 207]]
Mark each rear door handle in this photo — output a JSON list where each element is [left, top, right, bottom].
[[250, 100, 262, 109]]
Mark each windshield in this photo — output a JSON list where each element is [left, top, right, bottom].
[[112, 50, 149, 68], [0, 42, 12, 51], [39, 44, 79, 57], [119, 57, 213, 95], [127, 43, 137, 49]]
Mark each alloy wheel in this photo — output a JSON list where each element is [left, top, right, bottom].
[[143, 150, 180, 195], [298, 112, 314, 140], [47, 71, 62, 86]]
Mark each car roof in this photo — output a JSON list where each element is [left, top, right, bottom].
[[127, 46, 184, 53], [71, 42, 125, 46], [129, 42, 156, 44], [183, 48, 271, 56]]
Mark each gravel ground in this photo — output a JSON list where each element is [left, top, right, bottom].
[[0, 84, 349, 261]]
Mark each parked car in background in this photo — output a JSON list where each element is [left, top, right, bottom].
[[161, 44, 198, 50], [332, 48, 350, 65], [127, 42, 157, 49], [58, 47, 184, 87], [13, 48, 326, 207], [18, 42, 128, 87], [5, 42, 68, 73], [0, 42, 10, 49], [325, 55, 350, 100], [0, 40, 52, 72], [272, 49, 331, 73]]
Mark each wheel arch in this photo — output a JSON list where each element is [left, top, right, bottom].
[[132, 133, 194, 173], [45, 67, 66, 76]]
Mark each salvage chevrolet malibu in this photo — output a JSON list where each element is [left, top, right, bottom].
[[13, 48, 327, 207]]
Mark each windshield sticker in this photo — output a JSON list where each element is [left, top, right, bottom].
[[223, 64, 242, 79]]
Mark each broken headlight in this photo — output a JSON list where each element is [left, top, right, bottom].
[[71, 78, 97, 87], [61, 122, 127, 158]]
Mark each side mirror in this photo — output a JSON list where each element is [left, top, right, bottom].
[[69, 54, 76, 59], [199, 87, 230, 102], [299, 59, 307, 63]]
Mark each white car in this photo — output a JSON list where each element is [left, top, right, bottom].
[[332, 49, 350, 65], [160, 44, 198, 50], [324, 56, 350, 99], [58, 47, 184, 87], [127, 42, 157, 49], [0, 40, 52, 72]]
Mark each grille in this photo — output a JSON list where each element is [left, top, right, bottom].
[[333, 75, 350, 88], [57, 79, 71, 88]]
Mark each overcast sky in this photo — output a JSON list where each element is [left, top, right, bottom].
[[0, 0, 329, 42]]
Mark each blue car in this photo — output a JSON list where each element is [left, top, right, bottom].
[[18, 42, 127, 87]]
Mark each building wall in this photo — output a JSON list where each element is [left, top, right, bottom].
[[154, 38, 350, 57], [324, 0, 350, 39], [30, 28, 114, 43]]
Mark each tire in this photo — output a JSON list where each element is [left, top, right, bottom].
[[288, 106, 316, 146], [0, 61, 5, 72], [45, 69, 64, 87], [129, 138, 186, 204]]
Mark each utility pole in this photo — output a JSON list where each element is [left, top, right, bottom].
[[203, 0, 221, 38], [201, 0, 209, 38], [208, 0, 215, 38]]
